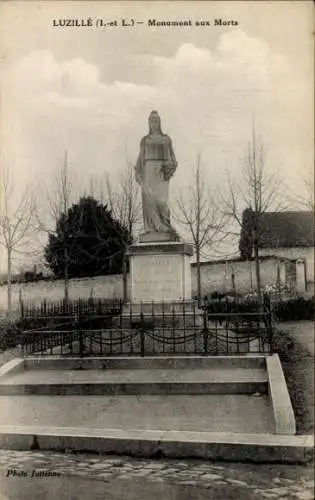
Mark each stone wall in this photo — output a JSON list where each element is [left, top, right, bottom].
[[0, 255, 297, 314], [191, 257, 280, 297], [259, 247, 314, 283], [0, 274, 125, 314]]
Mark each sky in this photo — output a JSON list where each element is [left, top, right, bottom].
[[0, 0, 314, 272]]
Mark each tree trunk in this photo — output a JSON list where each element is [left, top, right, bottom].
[[249, 261, 253, 292], [253, 230, 262, 304], [64, 245, 69, 306], [7, 247, 12, 319], [231, 271, 236, 298], [196, 246, 201, 306], [122, 252, 128, 302]]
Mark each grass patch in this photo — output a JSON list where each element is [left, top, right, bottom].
[[0, 319, 21, 351], [273, 327, 314, 435]]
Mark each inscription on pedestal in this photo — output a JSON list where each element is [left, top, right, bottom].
[[129, 242, 193, 302], [132, 255, 182, 300]]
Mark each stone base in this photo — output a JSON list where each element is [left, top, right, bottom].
[[127, 242, 193, 302], [119, 300, 203, 329], [122, 300, 198, 315], [138, 231, 179, 243]]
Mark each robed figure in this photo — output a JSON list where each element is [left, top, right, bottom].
[[134, 111, 179, 240]]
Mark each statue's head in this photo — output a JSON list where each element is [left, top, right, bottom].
[[148, 110, 161, 134]]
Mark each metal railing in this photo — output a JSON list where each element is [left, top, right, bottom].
[[20, 299, 273, 357], [20, 297, 123, 319]]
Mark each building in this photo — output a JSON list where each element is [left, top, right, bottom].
[[258, 211, 314, 291]]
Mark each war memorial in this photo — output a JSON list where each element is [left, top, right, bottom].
[[0, 112, 312, 464], [128, 110, 193, 303]]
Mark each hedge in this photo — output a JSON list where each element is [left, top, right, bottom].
[[272, 296, 315, 322]]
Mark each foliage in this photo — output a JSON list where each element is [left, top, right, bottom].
[[272, 296, 315, 322], [44, 196, 131, 279], [202, 293, 315, 320]]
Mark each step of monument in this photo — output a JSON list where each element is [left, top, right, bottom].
[[0, 393, 274, 435], [0, 381, 268, 396], [0, 367, 268, 396], [16, 355, 268, 370]]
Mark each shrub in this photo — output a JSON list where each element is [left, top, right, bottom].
[[272, 296, 315, 322], [203, 295, 266, 314], [0, 320, 21, 351]]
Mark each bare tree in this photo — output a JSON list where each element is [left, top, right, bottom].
[[35, 151, 74, 304], [174, 155, 227, 303], [302, 170, 314, 211], [222, 126, 283, 302], [0, 167, 35, 317], [103, 160, 141, 236], [287, 168, 314, 211], [100, 159, 141, 300]]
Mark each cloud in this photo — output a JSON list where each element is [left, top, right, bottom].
[[218, 28, 270, 60], [2, 29, 312, 212], [9, 50, 157, 105], [150, 29, 292, 91]]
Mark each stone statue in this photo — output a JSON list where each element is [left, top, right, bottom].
[[134, 111, 179, 241]]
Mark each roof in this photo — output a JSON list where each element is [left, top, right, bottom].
[[258, 211, 314, 248]]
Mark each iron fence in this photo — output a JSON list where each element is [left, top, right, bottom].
[[20, 300, 273, 357], [20, 297, 123, 318]]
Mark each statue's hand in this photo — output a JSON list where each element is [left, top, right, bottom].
[[162, 161, 176, 181]]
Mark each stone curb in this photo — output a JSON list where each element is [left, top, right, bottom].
[[0, 426, 313, 464], [0, 358, 24, 379], [266, 354, 296, 435]]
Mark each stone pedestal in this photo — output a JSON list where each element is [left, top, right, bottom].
[[138, 231, 179, 243], [127, 242, 193, 302]]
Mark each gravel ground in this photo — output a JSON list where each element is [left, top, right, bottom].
[[0, 450, 314, 500]]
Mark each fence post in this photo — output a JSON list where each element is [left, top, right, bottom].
[[203, 307, 208, 355], [268, 318, 273, 354], [79, 330, 84, 357], [19, 289, 23, 314], [74, 312, 83, 357], [263, 293, 273, 354], [140, 302, 145, 357], [19, 292, 24, 331], [266, 296, 273, 354]]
